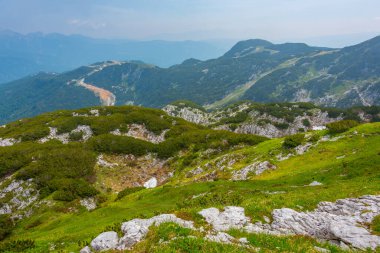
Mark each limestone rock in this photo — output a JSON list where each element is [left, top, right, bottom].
[[143, 177, 157, 188], [111, 124, 168, 144], [90, 231, 119, 251], [200, 195, 380, 250], [309, 181, 323, 186], [118, 214, 194, 250], [80, 198, 97, 211], [232, 161, 276, 180], [198, 206, 250, 231], [205, 232, 234, 244], [80, 246, 92, 253], [0, 138, 18, 147]]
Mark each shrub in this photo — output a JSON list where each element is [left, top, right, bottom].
[[116, 187, 145, 200], [179, 191, 243, 208], [16, 145, 97, 201], [18, 127, 50, 142], [0, 239, 35, 252], [274, 122, 289, 130], [326, 120, 359, 134], [302, 119, 311, 127], [283, 133, 305, 148], [0, 215, 13, 241], [69, 131, 84, 141], [0, 145, 32, 177]]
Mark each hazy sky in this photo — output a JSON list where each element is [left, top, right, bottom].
[[0, 0, 379, 47]]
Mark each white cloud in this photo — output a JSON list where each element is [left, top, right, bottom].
[[67, 19, 106, 30]]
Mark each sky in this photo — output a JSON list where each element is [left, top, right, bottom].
[[0, 0, 379, 47]]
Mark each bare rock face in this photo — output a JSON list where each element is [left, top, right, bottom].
[[199, 195, 380, 250], [90, 231, 119, 251]]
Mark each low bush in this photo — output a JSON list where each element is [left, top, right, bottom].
[[179, 191, 243, 208], [283, 133, 305, 148], [0, 214, 13, 241], [69, 131, 84, 141], [274, 122, 289, 130], [0, 239, 35, 252], [302, 119, 311, 127], [326, 120, 359, 134]]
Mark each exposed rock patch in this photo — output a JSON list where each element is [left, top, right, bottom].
[[39, 125, 93, 144], [199, 195, 380, 250], [80, 197, 97, 211], [143, 177, 157, 188], [232, 161, 276, 180], [0, 179, 39, 219], [90, 231, 119, 251], [95, 154, 171, 192], [84, 214, 194, 251], [0, 138, 18, 147], [111, 124, 168, 144]]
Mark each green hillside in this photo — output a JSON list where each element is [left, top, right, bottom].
[[0, 105, 379, 252]]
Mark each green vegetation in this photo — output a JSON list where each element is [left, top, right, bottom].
[[326, 120, 359, 133], [116, 187, 145, 200], [0, 215, 13, 241], [372, 215, 380, 235], [0, 239, 35, 252], [282, 133, 305, 148]]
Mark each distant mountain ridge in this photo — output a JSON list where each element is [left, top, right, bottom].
[[0, 36, 379, 124], [0, 30, 226, 84]]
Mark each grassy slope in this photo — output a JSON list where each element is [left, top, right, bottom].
[[7, 123, 379, 252]]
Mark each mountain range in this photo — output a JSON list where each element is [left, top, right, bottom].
[[0, 35, 379, 125], [0, 30, 226, 84]]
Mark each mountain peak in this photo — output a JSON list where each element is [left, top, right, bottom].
[[223, 39, 273, 58]]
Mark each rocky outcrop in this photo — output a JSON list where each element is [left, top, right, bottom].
[[163, 103, 341, 138], [39, 125, 93, 144], [90, 231, 119, 251], [199, 206, 249, 231], [163, 105, 211, 125], [118, 214, 194, 250], [199, 195, 380, 250], [84, 214, 194, 251], [111, 124, 168, 144]]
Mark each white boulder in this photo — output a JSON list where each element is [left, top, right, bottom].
[[143, 177, 158, 188]]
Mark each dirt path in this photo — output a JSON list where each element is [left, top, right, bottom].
[[77, 79, 116, 106]]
